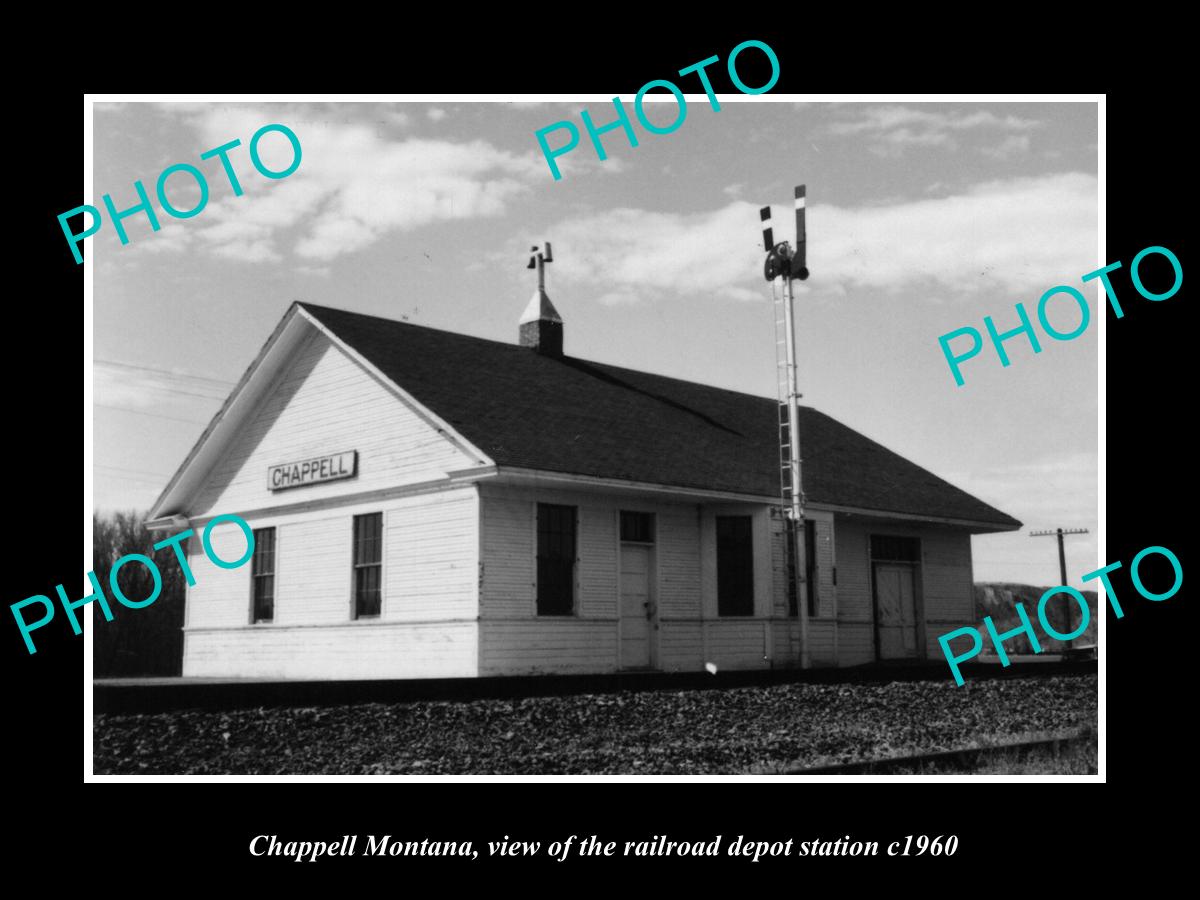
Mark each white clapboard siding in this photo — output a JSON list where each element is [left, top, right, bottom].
[[918, 529, 974, 626], [273, 514, 353, 625], [184, 488, 480, 678], [833, 517, 873, 623], [190, 330, 477, 518], [837, 623, 875, 666], [657, 506, 701, 617], [814, 518, 837, 618], [185, 529, 255, 629], [578, 505, 617, 618], [759, 608, 833, 668], [183, 621, 478, 679], [808, 619, 836, 665], [701, 620, 770, 670], [658, 621, 704, 671], [479, 620, 618, 675], [384, 488, 479, 622], [772, 619, 795, 663], [186, 489, 479, 630], [480, 492, 535, 618]]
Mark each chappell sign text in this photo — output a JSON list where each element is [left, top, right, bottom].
[[268, 451, 357, 491]]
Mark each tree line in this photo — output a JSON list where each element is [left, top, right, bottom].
[[93, 510, 185, 677]]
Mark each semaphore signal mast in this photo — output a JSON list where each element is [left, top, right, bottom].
[[761, 185, 811, 667]]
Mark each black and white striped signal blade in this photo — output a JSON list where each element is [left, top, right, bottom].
[[794, 185, 807, 268], [760, 206, 774, 252]]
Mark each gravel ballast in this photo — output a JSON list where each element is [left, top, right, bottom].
[[93, 673, 1097, 775]]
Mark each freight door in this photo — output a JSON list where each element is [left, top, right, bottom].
[[620, 544, 654, 668], [874, 563, 919, 659]]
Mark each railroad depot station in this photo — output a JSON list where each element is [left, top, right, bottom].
[[147, 272, 1020, 680]]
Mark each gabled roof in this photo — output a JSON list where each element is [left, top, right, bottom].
[[295, 302, 1020, 531]]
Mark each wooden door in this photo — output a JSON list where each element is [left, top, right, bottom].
[[874, 563, 919, 659], [620, 544, 653, 668]]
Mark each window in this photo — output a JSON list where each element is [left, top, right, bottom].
[[353, 513, 383, 619], [717, 515, 754, 616], [805, 521, 819, 617], [537, 503, 576, 615], [870, 534, 920, 563], [251, 527, 275, 623], [620, 510, 654, 543]]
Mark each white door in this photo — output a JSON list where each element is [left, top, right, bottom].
[[620, 544, 653, 668], [875, 563, 919, 659]]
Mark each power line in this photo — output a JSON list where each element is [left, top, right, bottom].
[[94, 404, 211, 426], [95, 380, 229, 402], [94, 358, 237, 388], [93, 365, 229, 402], [94, 473, 164, 486], [95, 463, 172, 478], [102, 383, 227, 402]]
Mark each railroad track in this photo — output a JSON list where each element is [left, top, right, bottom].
[[786, 730, 1092, 775]]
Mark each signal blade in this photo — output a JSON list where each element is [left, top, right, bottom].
[[793, 185, 807, 271], [760, 206, 774, 252]]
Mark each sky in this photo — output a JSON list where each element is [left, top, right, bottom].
[[91, 98, 1100, 588]]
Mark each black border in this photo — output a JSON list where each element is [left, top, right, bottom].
[[18, 30, 1188, 882]]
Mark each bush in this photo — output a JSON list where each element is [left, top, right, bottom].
[[93, 510, 185, 677]]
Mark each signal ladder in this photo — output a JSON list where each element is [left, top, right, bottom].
[[773, 282, 802, 522], [761, 185, 810, 625], [772, 280, 803, 616]]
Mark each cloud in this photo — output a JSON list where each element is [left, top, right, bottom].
[[150, 105, 545, 263], [829, 107, 1040, 136], [946, 452, 1099, 588], [595, 290, 642, 306], [548, 203, 769, 304], [427, 107, 447, 122], [981, 134, 1032, 159], [543, 173, 1097, 303], [122, 221, 192, 255], [828, 105, 1040, 156], [945, 452, 1097, 528], [212, 238, 282, 263]]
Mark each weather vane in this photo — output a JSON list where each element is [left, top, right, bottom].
[[526, 242, 553, 291]]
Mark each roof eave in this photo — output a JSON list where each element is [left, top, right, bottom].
[[807, 500, 1022, 533], [487, 469, 1021, 531], [490, 467, 779, 505]]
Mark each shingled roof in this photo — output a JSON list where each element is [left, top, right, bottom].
[[300, 302, 1020, 531]]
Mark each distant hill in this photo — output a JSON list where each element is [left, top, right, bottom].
[[973, 583, 1098, 654]]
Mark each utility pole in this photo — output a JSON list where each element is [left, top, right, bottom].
[[1029, 528, 1089, 640]]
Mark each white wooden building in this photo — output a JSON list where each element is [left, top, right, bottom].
[[147, 289, 1020, 680]]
